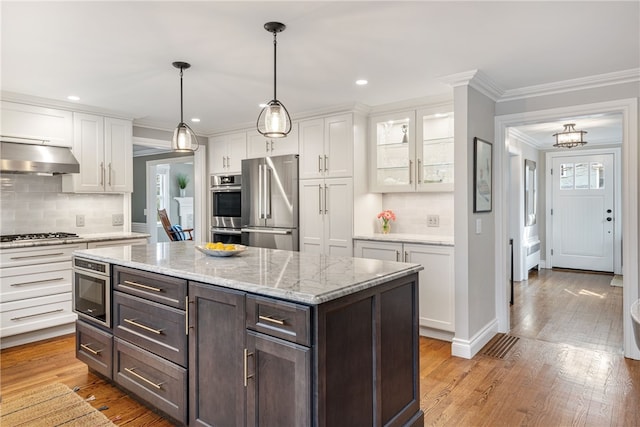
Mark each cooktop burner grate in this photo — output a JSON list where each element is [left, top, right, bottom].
[[0, 232, 79, 243]]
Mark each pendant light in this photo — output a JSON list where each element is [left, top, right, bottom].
[[257, 22, 292, 138], [171, 61, 199, 152], [552, 123, 587, 149]]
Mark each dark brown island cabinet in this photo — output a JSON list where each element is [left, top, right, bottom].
[[73, 243, 424, 426]]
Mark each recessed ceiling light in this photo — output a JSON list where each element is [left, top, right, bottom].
[[356, 79, 368, 86], [67, 95, 80, 101], [191, 118, 200, 123]]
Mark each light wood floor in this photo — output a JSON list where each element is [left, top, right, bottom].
[[1, 269, 638, 426]]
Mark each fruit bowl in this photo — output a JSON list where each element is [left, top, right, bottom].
[[196, 244, 247, 257]]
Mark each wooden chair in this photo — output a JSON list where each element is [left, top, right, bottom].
[[158, 209, 194, 241]]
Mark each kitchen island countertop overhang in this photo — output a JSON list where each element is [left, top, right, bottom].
[[73, 241, 423, 305]]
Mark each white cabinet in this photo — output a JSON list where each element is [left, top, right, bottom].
[[299, 114, 353, 180], [0, 243, 85, 348], [246, 124, 299, 159], [209, 132, 246, 174], [300, 178, 353, 256], [0, 101, 73, 147], [353, 239, 455, 338], [62, 113, 133, 193], [369, 107, 454, 193]]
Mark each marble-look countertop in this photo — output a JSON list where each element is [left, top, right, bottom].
[[353, 233, 454, 246], [0, 232, 150, 250], [73, 241, 423, 305]]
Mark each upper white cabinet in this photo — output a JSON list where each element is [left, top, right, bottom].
[[299, 114, 353, 180], [0, 101, 73, 147], [369, 106, 454, 193], [246, 124, 299, 159], [62, 113, 132, 193], [209, 132, 246, 175]]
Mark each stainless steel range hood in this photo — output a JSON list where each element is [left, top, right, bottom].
[[0, 141, 79, 174]]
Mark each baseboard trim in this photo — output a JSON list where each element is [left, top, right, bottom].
[[451, 318, 499, 359]]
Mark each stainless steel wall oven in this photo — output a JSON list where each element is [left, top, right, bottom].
[[73, 257, 110, 328], [210, 174, 242, 244]]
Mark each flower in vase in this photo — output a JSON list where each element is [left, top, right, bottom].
[[377, 210, 396, 234]]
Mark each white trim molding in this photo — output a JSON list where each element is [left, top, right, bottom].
[[451, 318, 499, 359], [439, 69, 504, 101]]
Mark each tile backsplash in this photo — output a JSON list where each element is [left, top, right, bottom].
[[381, 192, 454, 236], [0, 174, 124, 235]]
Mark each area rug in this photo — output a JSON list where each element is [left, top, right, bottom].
[[0, 383, 116, 426], [610, 274, 623, 287]]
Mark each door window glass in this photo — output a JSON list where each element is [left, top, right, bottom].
[[590, 162, 605, 189], [560, 163, 574, 190], [574, 163, 589, 189]]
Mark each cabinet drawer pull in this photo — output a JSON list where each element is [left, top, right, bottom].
[[243, 348, 254, 387], [396, 250, 400, 262], [80, 343, 102, 355], [123, 280, 162, 292], [124, 367, 163, 390], [10, 252, 64, 260], [258, 315, 286, 325], [324, 155, 328, 172], [123, 318, 163, 335], [318, 155, 322, 173], [11, 277, 64, 287], [11, 308, 64, 321], [417, 158, 422, 184]]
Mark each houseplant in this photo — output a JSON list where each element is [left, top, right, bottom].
[[177, 173, 189, 197]]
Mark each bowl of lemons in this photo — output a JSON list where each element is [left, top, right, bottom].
[[196, 242, 247, 257]]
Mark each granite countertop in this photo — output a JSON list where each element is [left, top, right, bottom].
[[353, 233, 454, 246], [0, 232, 150, 249], [73, 241, 423, 305]]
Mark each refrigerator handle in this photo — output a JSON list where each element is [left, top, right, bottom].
[[264, 166, 272, 219], [258, 163, 264, 219]]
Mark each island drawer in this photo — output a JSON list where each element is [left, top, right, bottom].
[[113, 291, 187, 367], [246, 295, 311, 346], [113, 266, 187, 309], [114, 337, 187, 425], [76, 320, 113, 379]]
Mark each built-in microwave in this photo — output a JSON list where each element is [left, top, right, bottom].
[[211, 174, 242, 231], [73, 257, 110, 328]]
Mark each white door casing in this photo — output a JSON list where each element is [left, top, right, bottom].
[[550, 153, 615, 272]]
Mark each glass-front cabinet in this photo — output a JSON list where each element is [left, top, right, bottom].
[[369, 106, 454, 192]]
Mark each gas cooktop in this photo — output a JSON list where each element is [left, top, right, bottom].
[[0, 232, 79, 243]]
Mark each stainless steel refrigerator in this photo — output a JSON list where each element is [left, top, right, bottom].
[[241, 154, 299, 251]]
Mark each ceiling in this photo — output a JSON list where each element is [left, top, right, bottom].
[[2, 1, 638, 147]]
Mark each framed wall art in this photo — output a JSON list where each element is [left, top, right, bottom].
[[473, 137, 492, 213]]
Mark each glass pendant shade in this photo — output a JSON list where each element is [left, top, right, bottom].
[[257, 99, 292, 138], [553, 123, 587, 149], [172, 122, 199, 152], [171, 61, 199, 152]]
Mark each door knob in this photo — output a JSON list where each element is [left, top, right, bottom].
[[607, 209, 612, 213]]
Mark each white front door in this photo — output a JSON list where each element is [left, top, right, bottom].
[[551, 153, 614, 272]]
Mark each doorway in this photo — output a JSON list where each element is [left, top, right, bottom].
[[495, 98, 639, 360], [549, 151, 619, 273]]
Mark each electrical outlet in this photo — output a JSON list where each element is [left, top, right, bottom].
[[427, 215, 439, 227], [112, 213, 124, 226], [76, 215, 85, 227]]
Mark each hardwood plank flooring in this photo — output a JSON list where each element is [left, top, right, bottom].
[[2, 269, 638, 426]]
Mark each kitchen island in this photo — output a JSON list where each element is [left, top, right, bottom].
[[73, 241, 424, 426]]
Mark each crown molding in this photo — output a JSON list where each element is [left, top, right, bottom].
[[0, 91, 134, 120], [509, 127, 541, 149], [499, 68, 640, 102], [438, 69, 504, 101]]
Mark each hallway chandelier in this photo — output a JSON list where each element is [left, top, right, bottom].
[[256, 22, 292, 138], [552, 123, 587, 149], [171, 61, 199, 152]]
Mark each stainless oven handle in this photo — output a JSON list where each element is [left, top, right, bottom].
[[211, 186, 242, 192], [211, 228, 242, 235], [241, 228, 292, 235]]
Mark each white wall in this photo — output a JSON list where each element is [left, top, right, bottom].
[[381, 193, 454, 236], [0, 174, 124, 234], [452, 84, 498, 359]]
